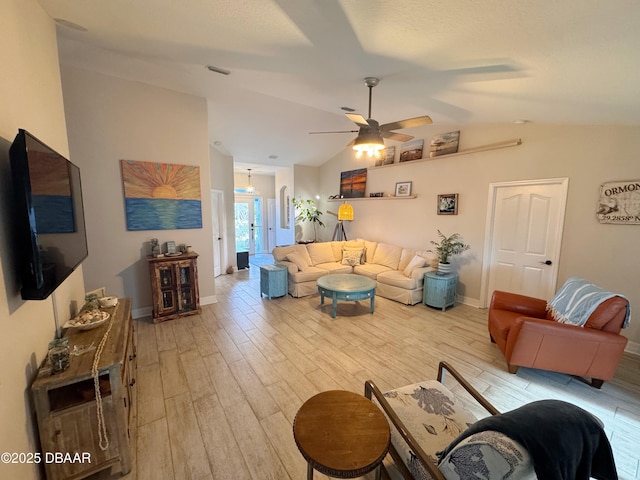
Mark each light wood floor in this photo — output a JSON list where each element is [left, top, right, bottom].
[[95, 264, 640, 480]]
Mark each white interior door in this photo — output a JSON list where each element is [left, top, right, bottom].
[[211, 190, 225, 277], [267, 198, 276, 252], [482, 178, 568, 305]]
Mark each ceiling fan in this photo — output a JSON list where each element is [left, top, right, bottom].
[[310, 77, 433, 157]]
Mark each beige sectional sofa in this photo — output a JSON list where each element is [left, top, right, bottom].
[[271, 239, 438, 305]]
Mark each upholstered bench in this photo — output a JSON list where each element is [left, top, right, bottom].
[[365, 362, 535, 479], [365, 361, 615, 479]]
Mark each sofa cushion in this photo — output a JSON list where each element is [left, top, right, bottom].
[[330, 241, 346, 261], [341, 248, 364, 266], [398, 248, 417, 272], [357, 239, 378, 263], [353, 263, 393, 280], [315, 262, 353, 274], [307, 242, 335, 266], [438, 430, 535, 480], [377, 270, 419, 290], [273, 244, 313, 265], [371, 242, 403, 270], [285, 252, 311, 272], [289, 266, 329, 283], [403, 255, 426, 277]]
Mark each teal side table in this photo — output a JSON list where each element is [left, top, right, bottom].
[[260, 264, 288, 299], [423, 272, 458, 311]]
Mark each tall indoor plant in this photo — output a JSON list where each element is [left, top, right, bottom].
[[292, 198, 324, 243], [429, 230, 470, 275]]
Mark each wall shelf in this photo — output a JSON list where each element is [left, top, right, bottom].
[[328, 195, 417, 201], [368, 138, 522, 170]]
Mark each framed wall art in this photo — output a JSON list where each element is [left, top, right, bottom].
[[437, 193, 458, 215], [339, 168, 367, 198], [121, 160, 203, 230], [395, 181, 412, 197]]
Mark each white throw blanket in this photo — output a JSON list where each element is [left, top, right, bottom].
[[546, 277, 630, 328]]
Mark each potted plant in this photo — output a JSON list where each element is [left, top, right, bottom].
[[428, 230, 470, 275], [292, 198, 324, 243]]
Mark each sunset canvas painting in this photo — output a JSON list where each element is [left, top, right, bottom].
[[121, 160, 202, 230]]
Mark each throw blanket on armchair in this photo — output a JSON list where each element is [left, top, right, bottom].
[[437, 400, 618, 480], [546, 277, 631, 328]]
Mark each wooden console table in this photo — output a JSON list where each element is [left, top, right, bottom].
[[31, 298, 136, 480]]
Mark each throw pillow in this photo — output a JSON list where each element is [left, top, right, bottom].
[[285, 252, 310, 272], [341, 248, 364, 266], [403, 255, 426, 277]]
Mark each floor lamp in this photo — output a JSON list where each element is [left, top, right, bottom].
[[331, 201, 354, 241]]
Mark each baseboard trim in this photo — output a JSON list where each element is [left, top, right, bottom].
[[201, 295, 218, 305], [456, 295, 481, 308], [132, 296, 217, 320], [132, 306, 152, 319], [625, 341, 640, 356]]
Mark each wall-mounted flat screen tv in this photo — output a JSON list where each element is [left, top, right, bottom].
[[9, 129, 89, 300]]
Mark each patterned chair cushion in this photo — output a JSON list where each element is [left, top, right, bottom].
[[380, 380, 477, 479], [438, 430, 535, 479], [381, 380, 534, 480]]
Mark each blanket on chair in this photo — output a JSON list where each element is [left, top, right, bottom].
[[437, 399, 618, 480], [546, 277, 630, 328]]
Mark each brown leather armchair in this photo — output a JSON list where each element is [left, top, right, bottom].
[[488, 290, 629, 388]]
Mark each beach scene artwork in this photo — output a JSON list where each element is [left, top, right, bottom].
[[121, 160, 202, 230]]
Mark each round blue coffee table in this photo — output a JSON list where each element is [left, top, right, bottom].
[[316, 274, 376, 318]]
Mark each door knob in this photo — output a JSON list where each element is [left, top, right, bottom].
[[540, 260, 552, 265]]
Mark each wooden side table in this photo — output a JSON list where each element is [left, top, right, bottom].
[[260, 263, 288, 298], [424, 272, 458, 311], [293, 390, 390, 479]]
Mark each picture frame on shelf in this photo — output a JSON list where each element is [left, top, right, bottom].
[[395, 181, 413, 197], [382, 146, 396, 165], [430, 131, 460, 157], [399, 139, 424, 162], [437, 193, 458, 215]]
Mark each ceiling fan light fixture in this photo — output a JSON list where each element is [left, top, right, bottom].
[[353, 129, 384, 158]]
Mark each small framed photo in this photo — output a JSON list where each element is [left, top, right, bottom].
[[437, 193, 458, 215], [395, 181, 413, 197]]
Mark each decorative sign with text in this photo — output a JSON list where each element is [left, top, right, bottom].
[[596, 180, 640, 224]]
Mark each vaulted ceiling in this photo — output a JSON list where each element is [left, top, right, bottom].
[[40, 0, 640, 173]]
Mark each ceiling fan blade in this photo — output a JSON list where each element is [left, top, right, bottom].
[[345, 138, 356, 147], [309, 130, 359, 134], [380, 115, 433, 131], [345, 113, 369, 126], [380, 131, 414, 142]]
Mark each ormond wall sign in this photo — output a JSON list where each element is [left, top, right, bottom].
[[596, 180, 640, 224]]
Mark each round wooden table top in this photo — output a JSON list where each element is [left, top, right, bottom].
[[293, 390, 390, 478]]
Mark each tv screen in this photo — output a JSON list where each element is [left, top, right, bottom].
[[9, 129, 89, 300]]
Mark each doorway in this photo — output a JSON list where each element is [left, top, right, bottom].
[[211, 190, 226, 277], [481, 178, 569, 307], [234, 196, 265, 255]]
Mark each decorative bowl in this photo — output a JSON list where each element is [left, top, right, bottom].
[[64, 310, 110, 331], [99, 296, 118, 308]]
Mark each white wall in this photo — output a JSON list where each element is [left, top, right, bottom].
[[210, 147, 236, 273], [275, 168, 295, 246], [60, 66, 215, 313], [319, 124, 640, 349], [0, 2, 87, 479]]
